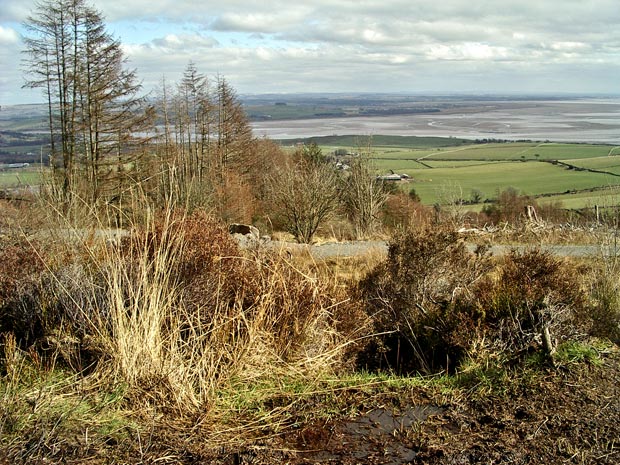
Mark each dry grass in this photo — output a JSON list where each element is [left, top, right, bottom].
[[1, 193, 620, 462], [0, 203, 366, 458], [469, 223, 611, 246]]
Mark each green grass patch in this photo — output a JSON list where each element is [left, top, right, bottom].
[[0, 169, 41, 187], [0, 359, 133, 461], [373, 159, 434, 172], [402, 161, 620, 204], [554, 342, 604, 366], [537, 187, 620, 209], [417, 160, 503, 169], [371, 147, 444, 160], [309, 138, 620, 207], [424, 143, 612, 161], [564, 156, 620, 175]]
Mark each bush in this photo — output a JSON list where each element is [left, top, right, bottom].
[[470, 249, 588, 354], [355, 227, 491, 373], [381, 192, 433, 231], [0, 240, 48, 346], [356, 229, 590, 375], [482, 187, 533, 225]]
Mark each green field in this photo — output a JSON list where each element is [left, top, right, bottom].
[[0, 168, 42, 188], [538, 187, 620, 210], [413, 160, 501, 169], [311, 137, 620, 209], [404, 143, 613, 162], [563, 156, 620, 176], [394, 162, 620, 205]]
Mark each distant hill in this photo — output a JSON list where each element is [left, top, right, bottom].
[[0, 105, 50, 164], [276, 134, 474, 148]]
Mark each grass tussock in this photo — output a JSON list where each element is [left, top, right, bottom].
[[1, 207, 367, 457], [1, 198, 620, 462], [108, 213, 361, 414]]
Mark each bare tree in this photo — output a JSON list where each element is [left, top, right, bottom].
[[268, 149, 338, 243], [23, 0, 77, 202], [152, 67, 257, 211], [436, 181, 468, 228], [340, 153, 388, 239], [215, 77, 253, 176], [23, 0, 151, 209]]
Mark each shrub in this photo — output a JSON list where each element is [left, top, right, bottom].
[[482, 187, 534, 225], [340, 156, 388, 239], [355, 227, 491, 374], [356, 229, 590, 375], [267, 156, 339, 243], [470, 249, 588, 354], [381, 191, 433, 231], [0, 240, 48, 346], [135, 209, 242, 309]]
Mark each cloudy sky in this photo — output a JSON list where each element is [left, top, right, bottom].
[[1, 0, 619, 105]]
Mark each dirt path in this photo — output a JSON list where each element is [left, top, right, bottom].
[[194, 349, 620, 464], [270, 240, 616, 260]]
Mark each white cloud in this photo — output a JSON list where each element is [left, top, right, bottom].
[[151, 33, 218, 50], [426, 43, 510, 61], [1, 0, 619, 104], [550, 41, 589, 51], [0, 26, 18, 44]]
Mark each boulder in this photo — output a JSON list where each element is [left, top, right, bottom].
[[228, 223, 260, 239]]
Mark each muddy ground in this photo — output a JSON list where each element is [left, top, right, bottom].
[[251, 100, 620, 144], [202, 350, 620, 464], [22, 349, 616, 465]]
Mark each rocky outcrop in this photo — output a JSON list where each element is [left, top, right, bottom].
[[228, 223, 260, 239]]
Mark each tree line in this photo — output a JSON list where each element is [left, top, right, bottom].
[[21, 1, 256, 216], [21, 0, 397, 241]]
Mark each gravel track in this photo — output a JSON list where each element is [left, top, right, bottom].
[[261, 239, 617, 259]]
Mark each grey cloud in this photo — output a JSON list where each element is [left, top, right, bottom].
[[211, 14, 282, 33], [148, 34, 219, 50], [2, 0, 619, 104]]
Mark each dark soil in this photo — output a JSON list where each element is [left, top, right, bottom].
[[202, 350, 620, 465], [414, 357, 620, 464], [4, 350, 619, 465]]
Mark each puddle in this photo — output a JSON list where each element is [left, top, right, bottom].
[[298, 405, 442, 464]]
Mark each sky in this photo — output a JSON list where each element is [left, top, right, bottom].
[[1, 0, 619, 105]]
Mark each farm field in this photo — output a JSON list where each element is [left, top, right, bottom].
[[537, 186, 620, 209], [564, 156, 620, 175], [316, 137, 620, 208], [374, 142, 616, 162], [0, 167, 41, 188], [391, 161, 620, 205]]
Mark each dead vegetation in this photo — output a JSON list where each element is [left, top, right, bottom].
[[7, 7, 620, 458], [2, 141, 618, 463], [1, 192, 619, 464]]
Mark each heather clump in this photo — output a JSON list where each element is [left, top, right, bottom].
[[356, 228, 591, 374]]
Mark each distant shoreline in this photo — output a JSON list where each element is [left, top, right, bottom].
[[250, 97, 620, 145], [4, 96, 620, 145]]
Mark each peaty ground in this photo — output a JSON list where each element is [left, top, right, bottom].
[[105, 348, 620, 465]]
